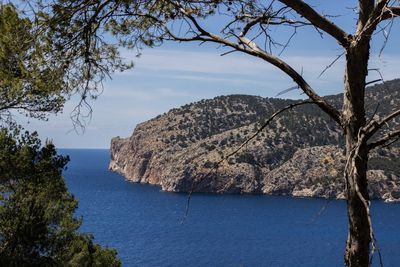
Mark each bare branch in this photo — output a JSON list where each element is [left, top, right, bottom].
[[278, 0, 351, 47], [221, 100, 315, 162], [165, 2, 342, 125], [364, 108, 400, 139], [234, 36, 342, 124], [181, 100, 316, 223], [365, 79, 383, 86], [381, 6, 400, 20], [276, 85, 298, 97], [317, 52, 345, 78], [378, 17, 394, 56], [366, 103, 380, 127], [357, 0, 399, 42], [368, 128, 400, 150]]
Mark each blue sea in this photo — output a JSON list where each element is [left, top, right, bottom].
[[61, 149, 400, 267]]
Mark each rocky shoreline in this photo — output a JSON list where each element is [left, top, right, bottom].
[[110, 81, 400, 202], [110, 141, 400, 202]]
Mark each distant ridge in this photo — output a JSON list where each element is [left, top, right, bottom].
[[110, 79, 400, 202]]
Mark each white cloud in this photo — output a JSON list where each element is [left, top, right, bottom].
[[119, 49, 276, 76], [103, 86, 193, 100], [16, 47, 400, 148], [116, 49, 399, 95]]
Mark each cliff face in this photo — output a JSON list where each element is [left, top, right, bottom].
[[263, 145, 400, 202], [110, 80, 400, 202]]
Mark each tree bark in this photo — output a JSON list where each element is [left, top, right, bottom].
[[343, 42, 371, 267], [344, 142, 371, 267]]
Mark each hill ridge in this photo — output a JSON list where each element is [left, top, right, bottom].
[[110, 79, 400, 202]]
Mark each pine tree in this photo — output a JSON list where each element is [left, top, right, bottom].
[[0, 128, 121, 267]]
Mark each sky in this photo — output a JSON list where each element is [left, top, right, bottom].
[[15, 1, 400, 148]]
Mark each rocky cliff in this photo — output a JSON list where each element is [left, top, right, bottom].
[[110, 79, 400, 202]]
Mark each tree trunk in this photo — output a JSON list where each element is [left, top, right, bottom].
[[344, 142, 371, 267], [343, 43, 371, 267]]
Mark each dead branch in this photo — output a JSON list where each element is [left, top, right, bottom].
[[381, 6, 400, 20], [220, 100, 315, 162], [364, 109, 400, 140], [278, 0, 351, 47], [276, 85, 298, 97], [164, 1, 342, 125], [365, 79, 383, 86], [318, 52, 345, 78], [368, 128, 400, 150], [357, 1, 400, 43], [181, 100, 316, 223], [118, 1, 342, 125], [366, 103, 380, 127]]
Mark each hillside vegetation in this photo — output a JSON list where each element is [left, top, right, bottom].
[[110, 80, 400, 202]]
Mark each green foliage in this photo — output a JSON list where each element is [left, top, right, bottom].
[[0, 2, 133, 124], [38, 1, 132, 119], [0, 128, 121, 267], [0, 4, 65, 120]]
